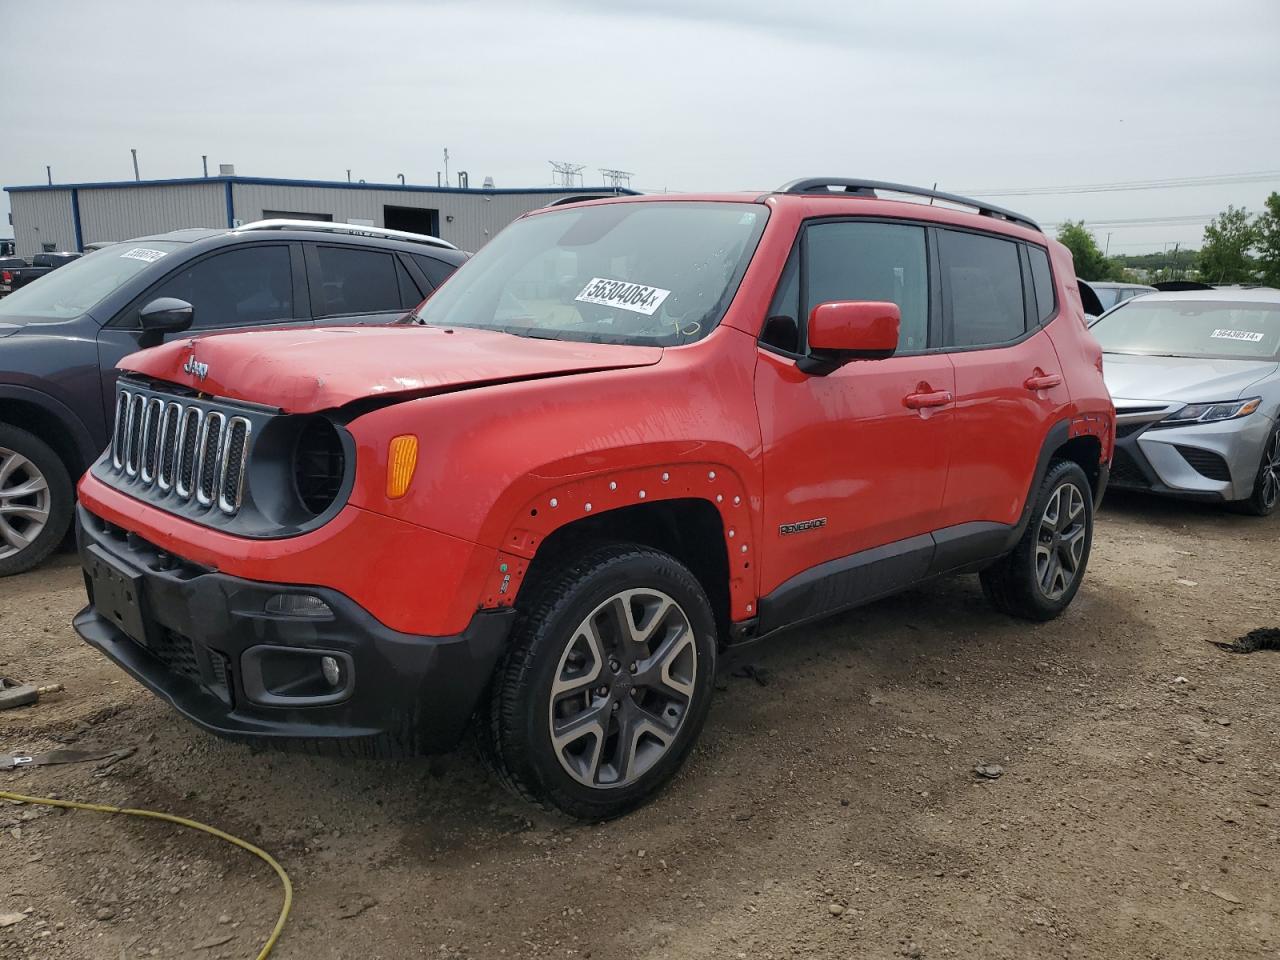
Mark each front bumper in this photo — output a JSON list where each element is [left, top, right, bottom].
[[1109, 414, 1273, 501], [73, 506, 514, 755]]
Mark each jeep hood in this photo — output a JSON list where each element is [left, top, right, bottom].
[[119, 325, 663, 412], [1103, 352, 1279, 403]]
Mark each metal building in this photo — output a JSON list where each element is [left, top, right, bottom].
[[3, 175, 634, 257]]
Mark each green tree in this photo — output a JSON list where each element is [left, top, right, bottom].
[[1055, 221, 1127, 281], [1197, 205, 1258, 284], [1256, 192, 1280, 289]]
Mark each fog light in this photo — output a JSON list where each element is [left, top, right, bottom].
[[265, 593, 332, 618], [320, 655, 341, 688]]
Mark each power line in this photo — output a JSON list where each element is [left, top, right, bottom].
[[957, 170, 1280, 198], [1045, 213, 1216, 229]]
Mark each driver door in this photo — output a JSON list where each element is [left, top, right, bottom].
[[755, 219, 955, 609]]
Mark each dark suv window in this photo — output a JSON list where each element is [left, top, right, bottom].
[[804, 221, 930, 352], [1027, 245, 1056, 323], [148, 245, 294, 329], [939, 230, 1026, 347], [314, 246, 402, 317], [412, 254, 457, 288]]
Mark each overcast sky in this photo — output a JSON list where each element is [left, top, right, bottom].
[[3, 0, 1278, 253]]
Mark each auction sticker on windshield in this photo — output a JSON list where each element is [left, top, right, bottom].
[[1211, 329, 1265, 342], [120, 248, 169, 264], [575, 277, 672, 316]]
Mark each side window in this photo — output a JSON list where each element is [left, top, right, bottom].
[[413, 254, 459, 288], [760, 247, 800, 353], [395, 258, 426, 308], [804, 221, 930, 352], [1027, 245, 1056, 323], [147, 245, 294, 329], [939, 229, 1026, 347], [314, 246, 401, 317]]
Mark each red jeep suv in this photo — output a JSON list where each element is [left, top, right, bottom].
[[74, 179, 1114, 819]]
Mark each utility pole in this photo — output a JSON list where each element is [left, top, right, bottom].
[[1105, 232, 1112, 257], [131, 148, 140, 182]]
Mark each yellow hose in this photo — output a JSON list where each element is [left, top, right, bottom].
[[0, 789, 292, 959]]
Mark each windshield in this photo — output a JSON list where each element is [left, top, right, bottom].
[[0, 241, 185, 322], [413, 201, 768, 345], [1092, 298, 1280, 361]]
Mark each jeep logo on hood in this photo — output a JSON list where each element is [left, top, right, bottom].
[[182, 354, 209, 381]]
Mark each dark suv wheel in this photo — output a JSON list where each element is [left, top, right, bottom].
[[480, 543, 717, 820], [0, 424, 73, 577], [980, 460, 1094, 621]]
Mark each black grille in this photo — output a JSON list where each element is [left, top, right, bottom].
[[1116, 422, 1150, 439], [294, 417, 346, 515], [158, 404, 181, 487], [178, 409, 200, 493], [1110, 448, 1150, 488], [141, 400, 163, 479], [1176, 446, 1232, 482], [222, 419, 248, 508], [149, 630, 201, 685], [112, 393, 128, 466], [198, 416, 223, 503], [125, 395, 145, 473]]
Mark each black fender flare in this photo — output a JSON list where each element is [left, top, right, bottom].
[[0, 383, 100, 474]]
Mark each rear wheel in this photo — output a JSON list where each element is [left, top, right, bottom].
[[0, 425, 73, 577], [981, 460, 1093, 621], [480, 543, 717, 820], [1231, 425, 1279, 517]]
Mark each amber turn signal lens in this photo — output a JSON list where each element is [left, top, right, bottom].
[[386, 435, 418, 499]]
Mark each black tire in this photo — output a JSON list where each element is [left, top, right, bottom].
[[980, 460, 1094, 622], [1229, 424, 1279, 517], [0, 424, 74, 578], [479, 543, 718, 821]]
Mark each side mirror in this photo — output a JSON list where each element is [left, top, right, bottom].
[[799, 300, 900, 375], [138, 297, 194, 346]]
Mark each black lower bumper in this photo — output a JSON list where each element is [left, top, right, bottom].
[[73, 506, 514, 755]]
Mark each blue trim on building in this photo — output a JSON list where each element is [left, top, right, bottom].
[[70, 189, 83, 252], [224, 182, 235, 228], [4, 175, 638, 198]]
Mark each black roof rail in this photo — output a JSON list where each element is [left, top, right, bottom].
[[545, 192, 626, 207], [776, 178, 1041, 233]]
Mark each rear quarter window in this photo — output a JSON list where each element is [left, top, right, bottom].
[[1027, 246, 1056, 323], [940, 229, 1026, 347]]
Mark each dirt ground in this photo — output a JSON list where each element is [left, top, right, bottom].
[[1, 491, 1277, 960]]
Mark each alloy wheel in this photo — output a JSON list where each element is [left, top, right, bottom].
[[1260, 430, 1280, 511], [1034, 481, 1087, 601], [547, 588, 698, 789], [0, 447, 51, 561]]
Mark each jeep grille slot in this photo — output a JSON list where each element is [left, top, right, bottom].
[[293, 417, 346, 515], [106, 384, 255, 518]]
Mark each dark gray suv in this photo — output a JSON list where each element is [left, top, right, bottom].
[[0, 220, 467, 575]]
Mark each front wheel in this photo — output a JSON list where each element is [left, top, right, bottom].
[[0, 425, 73, 577], [479, 543, 717, 820], [1230, 425, 1279, 517], [981, 460, 1094, 621]]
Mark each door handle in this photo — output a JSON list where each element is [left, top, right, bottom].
[[904, 390, 953, 410], [1024, 372, 1063, 391]]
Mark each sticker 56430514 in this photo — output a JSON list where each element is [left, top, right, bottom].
[[575, 277, 672, 316], [120, 247, 169, 263], [1211, 328, 1265, 343]]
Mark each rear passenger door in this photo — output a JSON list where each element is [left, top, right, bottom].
[[938, 230, 1069, 529], [304, 244, 427, 325]]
